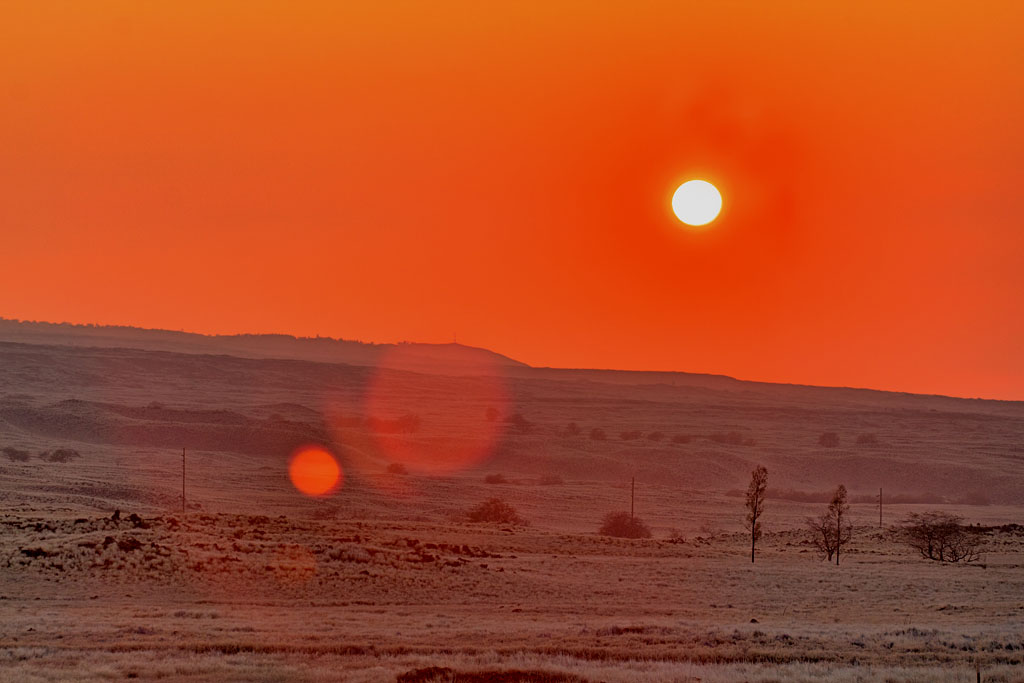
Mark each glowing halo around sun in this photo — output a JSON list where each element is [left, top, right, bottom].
[[288, 446, 342, 497], [671, 179, 722, 226]]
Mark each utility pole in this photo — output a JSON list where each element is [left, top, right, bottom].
[[878, 487, 882, 528], [181, 447, 186, 515], [630, 477, 635, 519]]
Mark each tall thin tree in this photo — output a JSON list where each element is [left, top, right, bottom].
[[829, 484, 851, 565], [745, 465, 768, 563]]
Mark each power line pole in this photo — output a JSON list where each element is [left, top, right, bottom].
[[876, 489, 884, 532], [182, 447, 186, 515], [630, 477, 635, 519]]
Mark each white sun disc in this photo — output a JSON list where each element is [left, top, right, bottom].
[[671, 180, 722, 226]]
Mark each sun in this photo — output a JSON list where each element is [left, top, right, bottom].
[[671, 180, 722, 226]]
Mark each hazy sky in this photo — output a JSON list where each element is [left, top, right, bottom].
[[2, 2, 1022, 399]]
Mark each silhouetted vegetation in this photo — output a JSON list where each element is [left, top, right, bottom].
[[537, 475, 564, 486], [856, 433, 879, 445], [818, 431, 840, 447], [505, 413, 531, 434], [902, 511, 982, 563], [598, 511, 652, 539], [589, 428, 606, 441], [386, 462, 408, 474], [466, 498, 526, 525], [646, 431, 665, 442], [619, 430, 642, 441], [671, 434, 691, 444], [564, 422, 580, 436], [2, 446, 31, 462], [745, 465, 768, 563], [805, 485, 851, 563], [484, 473, 508, 484], [39, 448, 81, 463]]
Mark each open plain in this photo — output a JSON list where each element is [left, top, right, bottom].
[[2, 324, 1024, 681]]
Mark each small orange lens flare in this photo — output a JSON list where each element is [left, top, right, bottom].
[[288, 446, 342, 496]]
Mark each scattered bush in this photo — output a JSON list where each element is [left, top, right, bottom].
[[537, 475, 564, 486], [647, 431, 665, 442], [598, 511, 652, 539], [564, 422, 581, 436], [484, 473, 508, 485], [671, 434, 691, 444], [3, 447, 31, 462], [818, 432, 840, 447], [856, 433, 879, 445], [505, 413, 531, 434], [589, 428, 607, 441], [902, 511, 982, 563], [39, 448, 81, 463], [667, 528, 686, 543], [386, 463, 408, 474], [619, 430, 642, 441], [466, 498, 526, 525]]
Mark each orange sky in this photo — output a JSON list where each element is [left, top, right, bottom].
[[2, 2, 1022, 400]]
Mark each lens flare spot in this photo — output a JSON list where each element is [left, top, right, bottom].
[[289, 446, 342, 497]]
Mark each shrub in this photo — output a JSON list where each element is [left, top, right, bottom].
[[902, 511, 981, 563], [598, 511, 652, 539], [537, 475, 564, 486], [484, 473, 508, 484], [2, 447, 31, 462], [565, 422, 581, 436], [39, 448, 81, 463], [818, 432, 840, 447], [856, 433, 879, 445], [386, 463, 408, 474], [466, 498, 526, 525], [505, 413, 531, 434], [647, 431, 665, 442], [589, 428, 607, 441], [619, 430, 642, 441], [671, 434, 691, 444]]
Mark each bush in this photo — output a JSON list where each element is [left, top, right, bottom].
[[856, 433, 879, 446], [619, 430, 642, 441], [39, 448, 81, 463], [818, 432, 840, 447], [505, 413, 531, 434], [598, 511, 652, 539], [671, 434, 691, 444], [647, 431, 665, 442], [466, 498, 526, 525], [484, 473, 508, 484], [902, 511, 981, 563], [386, 463, 408, 474], [565, 422, 581, 436], [2, 447, 31, 462], [589, 428, 607, 441], [537, 475, 564, 486]]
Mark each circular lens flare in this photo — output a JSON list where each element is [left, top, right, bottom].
[[672, 179, 722, 226], [289, 446, 342, 497]]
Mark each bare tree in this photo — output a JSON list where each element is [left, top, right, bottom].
[[745, 465, 768, 563], [805, 512, 837, 562], [829, 484, 852, 565], [805, 485, 852, 563], [902, 511, 981, 563]]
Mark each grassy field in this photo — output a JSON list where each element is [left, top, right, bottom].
[[2, 338, 1023, 680]]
